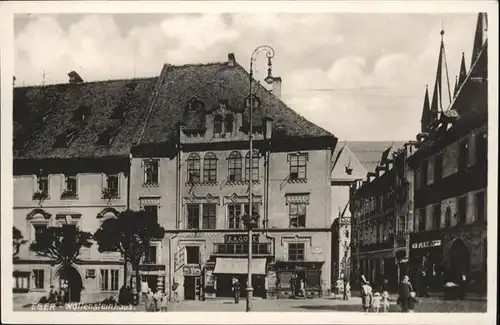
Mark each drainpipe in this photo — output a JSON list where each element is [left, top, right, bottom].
[[168, 233, 179, 302]]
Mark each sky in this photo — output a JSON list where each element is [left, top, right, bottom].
[[13, 13, 479, 141]]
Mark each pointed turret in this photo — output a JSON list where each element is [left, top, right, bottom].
[[471, 13, 488, 67], [458, 52, 467, 86], [429, 28, 452, 122], [420, 85, 431, 132], [453, 76, 459, 98]]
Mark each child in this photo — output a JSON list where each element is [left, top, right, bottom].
[[159, 292, 168, 312], [408, 291, 419, 312], [371, 292, 381, 313], [381, 291, 391, 312]]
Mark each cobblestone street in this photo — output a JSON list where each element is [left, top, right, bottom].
[[14, 295, 486, 313]]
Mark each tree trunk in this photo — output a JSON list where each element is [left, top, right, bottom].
[[123, 254, 128, 287]]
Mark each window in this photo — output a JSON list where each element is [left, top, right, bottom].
[[418, 208, 426, 232], [228, 204, 242, 229], [202, 203, 217, 230], [244, 203, 260, 217], [445, 207, 452, 228], [187, 153, 201, 183], [86, 269, 96, 278], [33, 269, 44, 289], [225, 114, 234, 133], [62, 173, 77, 198], [33, 224, 47, 242], [100, 269, 119, 291], [421, 160, 428, 186], [214, 115, 223, 135], [36, 173, 49, 195], [186, 204, 200, 229], [476, 132, 487, 165], [475, 191, 486, 221], [289, 203, 306, 228], [144, 246, 157, 264], [143, 205, 158, 225], [105, 173, 119, 197], [245, 150, 259, 181], [203, 152, 217, 182], [434, 153, 443, 181], [186, 246, 200, 264], [13, 272, 29, 291], [144, 160, 159, 185], [457, 196, 467, 225], [432, 204, 441, 230], [289, 153, 307, 180], [458, 140, 468, 171], [288, 243, 305, 261], [228, 151, 242, 181]]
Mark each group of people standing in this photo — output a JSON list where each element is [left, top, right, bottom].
[[359, 274, 419, 313]]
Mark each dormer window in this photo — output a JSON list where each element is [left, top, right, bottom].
[[225, 114, 234, 133], [187, 153, 201, 183], [71, 105, 91, 123], [97, 126, 120, 147], [214, 115, 223, 135], [53, 128, 78, 148]]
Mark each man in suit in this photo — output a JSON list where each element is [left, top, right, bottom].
[[398, 275, 414, 312]]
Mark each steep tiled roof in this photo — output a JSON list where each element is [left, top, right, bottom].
[[13, 78, 157, 160], [138, 61, 333, 144], [343, 141, 406, 173]]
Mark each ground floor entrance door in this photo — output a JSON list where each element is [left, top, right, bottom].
[[142, 275, 158, 293], [184, 276, 201, 300]]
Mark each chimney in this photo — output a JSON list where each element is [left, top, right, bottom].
[[228, 53, 236, 67], [272, 77, 282, 100], [68, 71, 84, 84], [263, 117, 273, 139]]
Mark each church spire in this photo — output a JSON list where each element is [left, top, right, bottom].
[[453, 76, 459, 98], [420, 85, 431, 133], [458, 52, 467, 86], [430, 27, 451, 122], [471, 13, 488, 67]]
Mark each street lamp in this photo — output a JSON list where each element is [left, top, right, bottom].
[[243, 45, 275, 312]]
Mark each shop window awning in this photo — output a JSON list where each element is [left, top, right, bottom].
[[213, 258, 266, 275]]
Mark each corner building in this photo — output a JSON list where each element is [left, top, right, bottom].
[[129, 54, 338, 300]]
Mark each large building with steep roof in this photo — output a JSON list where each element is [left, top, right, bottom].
[[13, 53, 338, 303]]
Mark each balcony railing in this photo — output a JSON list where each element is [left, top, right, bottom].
[[213, 243, 271, 255]]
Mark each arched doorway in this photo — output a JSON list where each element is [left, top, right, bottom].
[[59, 266, 83, 302], [447, 239, 470, 283]]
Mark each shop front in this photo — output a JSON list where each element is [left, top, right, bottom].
[[409, 232, 444, 294], [274, 261, 323, 298], [212, 257, 267, 298]]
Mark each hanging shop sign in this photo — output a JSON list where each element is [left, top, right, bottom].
[[225, 234, 259, 244], [183, 265, 202, 277], [411, 240, 441, 250]]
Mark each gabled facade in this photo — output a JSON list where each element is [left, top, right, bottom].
[[129, 54, 337, 300], [407, 13, 488, 294]]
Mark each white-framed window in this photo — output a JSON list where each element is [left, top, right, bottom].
[[228, 151, 243, 181], [13, 271, 30, 291], [289, 203, 306, 228], [245, 150, 259, 181], [100, 269, 119, 291], [144, 246, 157, 264], [288, 153, 308, 180], [187, 153, 201, 183], [203, 152, 218, 182], [288, 242, 305, 261], [202, 203, 217, 230], [186, 204, 200, 230], [474, 190, 486, 222], [32, 269, 45, 289], [227, 203, 242, 229], [104, 173, 119, 198], [186, 246, 200, 264], [35, 173, 50, 196], [32, 223, 48, 243], [143, 159, 159, 185], [61, 173, 78, 198], [85, 269, 96, 279]]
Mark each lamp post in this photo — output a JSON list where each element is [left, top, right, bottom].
[[245, 45, 275, 312]]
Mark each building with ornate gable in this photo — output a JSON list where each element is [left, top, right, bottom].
[[129, 54, 338, 300]]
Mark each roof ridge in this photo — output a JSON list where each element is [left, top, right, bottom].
[[14, 76, 158, 90]]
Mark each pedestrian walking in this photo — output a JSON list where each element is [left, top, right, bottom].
[[159, 292, 168, 312], [172, 282, 179, 303], [145, 288, 155, 312], [342, 273, 349, 301], [381, 291, 391, 312], [361, 282, 373, 312], [232, 278, 240, 304], [371, 292, 381, 313], [398, 275, 414, 312], [299, 278, 306, 299]]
